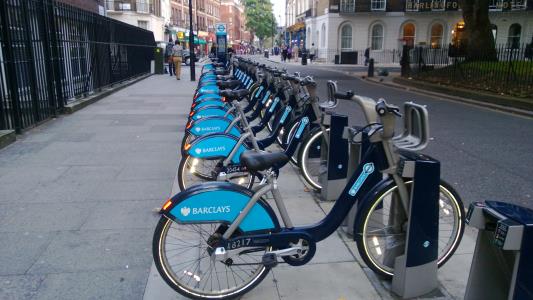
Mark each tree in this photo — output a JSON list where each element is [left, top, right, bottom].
[[459, 0, 497, 60], [242, 0, 277, 48]]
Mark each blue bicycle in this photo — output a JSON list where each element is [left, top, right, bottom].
[[152, 95, 464, 299]]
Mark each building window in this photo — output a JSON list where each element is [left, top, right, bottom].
[[138, 20, 148, 30], [371, 24, 384, 50], [340, 24, 352, 50], [507, 23, 521, 49], [430, 23, 443, 48], [402, 23, 416, 47], [489, 0, 503, 10], [340, 0, 355, 13], [511, 0, 526, 9], [321, 24, 326, 48], [137, 1, 149, 13], [371, 0, 386, 11]]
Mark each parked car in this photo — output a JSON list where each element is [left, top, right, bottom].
[[182, 50, 199, 66]]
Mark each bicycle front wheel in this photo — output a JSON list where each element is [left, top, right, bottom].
[[153, 217, 271, 299], [354, 180, 464, 279]]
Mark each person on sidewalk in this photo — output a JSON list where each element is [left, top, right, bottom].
[[287, 46, 292, 62], [364, 47, 370, 66], [165, 39, 175, 76], [293, 43, 299, 62], [281, 45, 287, 62], [309, 43, 317, 63], [172, 40, 183, 80]]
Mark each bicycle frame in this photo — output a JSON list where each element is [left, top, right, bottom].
[[219, 141, 386, 248]]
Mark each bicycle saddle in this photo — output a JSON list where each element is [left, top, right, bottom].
[[217, 80, 240, 89], [220, 89, 249, 100], [240, 150, 289, 171], [216, 75, 233, 81]]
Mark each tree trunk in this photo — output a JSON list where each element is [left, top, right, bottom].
[[460, 0, 497, 61]]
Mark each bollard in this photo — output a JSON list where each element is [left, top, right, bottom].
[[367, 59, 374, 77]]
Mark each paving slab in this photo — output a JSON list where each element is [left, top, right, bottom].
[[0, 71, 192, 299]]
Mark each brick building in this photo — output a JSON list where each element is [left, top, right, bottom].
[[169, 0, 221, 53], [57, 0, 105, 14], [220, 0, 253, 51]]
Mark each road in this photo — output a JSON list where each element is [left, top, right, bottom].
[[259, 57, 533, 209]]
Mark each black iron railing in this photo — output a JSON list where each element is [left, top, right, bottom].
[[408, 44, 533, 98], [0, 0, 155, 132]]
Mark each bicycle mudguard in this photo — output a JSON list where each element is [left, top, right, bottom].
[[186, 117, 241, 137], [193, 100, 228, 111], [187, 133, 248, 164], [190, 107, 234, 121], [194, 94, 223, 103], [161, 182, 280, 233]]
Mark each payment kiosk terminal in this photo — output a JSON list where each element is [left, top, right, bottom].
[[465, 201, 533, 300]]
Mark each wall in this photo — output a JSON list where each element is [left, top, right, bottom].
[[108, 12, 166, 41], [57, 0, 104, 13]]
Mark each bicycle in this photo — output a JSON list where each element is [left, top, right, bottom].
[[153, 96, 464, 299]]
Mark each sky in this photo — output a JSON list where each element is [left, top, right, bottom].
[[271, 0, 285, 26]]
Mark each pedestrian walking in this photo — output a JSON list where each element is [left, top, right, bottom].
[[293, 43, 299, 62], [165, 39, 175, 76], [287, 46, 292, 61], [172, 40, 183, 80], [210, 43, 217, 57], [309, 43, 317, 63], [364, 47, 370, 66]]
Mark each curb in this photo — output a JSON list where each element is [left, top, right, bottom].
[[0, 130, 16, 150], [361, 76, 533, 118], [63, 73, 152, 114]]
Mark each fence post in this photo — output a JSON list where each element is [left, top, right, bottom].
[[40, 0, 59, 116], [21, 0, 42, 123], [0, 0, 23, 132]]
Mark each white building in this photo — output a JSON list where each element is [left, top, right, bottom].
[[288, 0, 533, 63], [106, 0, 166, 41]]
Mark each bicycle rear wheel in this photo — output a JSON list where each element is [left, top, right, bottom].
[[297, 128, 329, 191], [153, 217, 271, 299], [354, 180, 464, 279], [178, 155, 254, 191]]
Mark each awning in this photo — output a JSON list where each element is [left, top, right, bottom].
[[287, 22, 305, 32], [178, 36, 206, 44]]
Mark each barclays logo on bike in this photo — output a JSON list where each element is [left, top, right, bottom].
[[180, 205, 231, 217], [194, 146, 226, 155], [194, 126, 221, 133]]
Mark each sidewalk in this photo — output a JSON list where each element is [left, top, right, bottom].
[[0, 65, 475, 299], [0, 71, 187, 299]]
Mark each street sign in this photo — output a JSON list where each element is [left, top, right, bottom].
[[215, 23, 226, 35]]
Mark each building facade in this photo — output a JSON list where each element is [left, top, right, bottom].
[[105, 0, 165, 41], [58, 0, 106, 14], [293, 0, 533, 63], [220, 0, 253, 50], [168, 0, 221, 53]]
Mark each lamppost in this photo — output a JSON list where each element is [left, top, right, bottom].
[[188, 0, 195, 80]]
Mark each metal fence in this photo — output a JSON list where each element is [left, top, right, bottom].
[[409, 44, 533, 98], [0, 0, 155, 132]]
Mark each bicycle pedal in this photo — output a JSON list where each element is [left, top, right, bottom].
[[262, 253, 278, 268]]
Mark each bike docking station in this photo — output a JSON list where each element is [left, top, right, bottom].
[[318, 111, 349, 201], [336, 96, 443, 298], [464, 201, 533, 300]]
